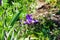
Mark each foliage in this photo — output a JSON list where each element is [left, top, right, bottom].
[[0, 0, 60, 40]]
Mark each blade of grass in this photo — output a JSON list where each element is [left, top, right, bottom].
[[11, 31, 14, 40], [1, 30, 4, 40], [9, 9, 22, 26]]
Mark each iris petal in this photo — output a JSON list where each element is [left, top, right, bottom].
[[26, 14, 33, 20], [24, 14, 38, 24]]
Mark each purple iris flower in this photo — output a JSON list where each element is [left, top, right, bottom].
[[24, 14, 38, 24]]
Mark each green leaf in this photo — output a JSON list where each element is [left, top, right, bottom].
[[10, 9, 22, 26]]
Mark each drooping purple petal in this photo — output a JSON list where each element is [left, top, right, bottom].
[[33, 20, 38, 23]]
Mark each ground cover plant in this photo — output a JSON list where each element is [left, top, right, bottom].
[[0, 0, 60, 40]]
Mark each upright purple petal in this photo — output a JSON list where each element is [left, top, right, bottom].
[[26, 14, 33, 20]]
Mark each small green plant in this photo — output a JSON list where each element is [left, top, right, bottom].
[[0, 0, 60, 40]]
